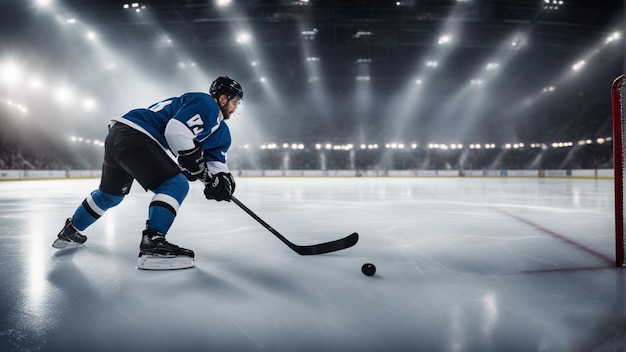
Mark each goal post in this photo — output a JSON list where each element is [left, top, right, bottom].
[[612, 74, 625, 267]]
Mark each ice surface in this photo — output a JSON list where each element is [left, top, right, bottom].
[[0, 177, 623, 351]]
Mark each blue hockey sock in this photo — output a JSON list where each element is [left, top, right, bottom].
[[148, 173, 189, 234], [72, 190, 125, 231]]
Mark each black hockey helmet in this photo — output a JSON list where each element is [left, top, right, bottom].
[[209, 76, 244, 101]]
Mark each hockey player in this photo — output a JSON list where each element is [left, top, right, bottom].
[[52, 76, 244, 270]]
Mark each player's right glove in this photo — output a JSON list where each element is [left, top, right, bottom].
[[204, 172, 235, 202], [177, 141, 208, 182]]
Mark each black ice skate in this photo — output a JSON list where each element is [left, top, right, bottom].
[[136, 229, 195, 270], [52, 218, 87, 249]]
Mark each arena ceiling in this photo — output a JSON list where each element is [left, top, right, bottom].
[[0, 0, 623, 145]]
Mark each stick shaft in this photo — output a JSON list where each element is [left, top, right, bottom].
[[230, 195, 296, 250], [230, 195, 358, 255]]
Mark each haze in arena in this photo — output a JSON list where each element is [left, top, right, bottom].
[[0, 0, 623, 351]]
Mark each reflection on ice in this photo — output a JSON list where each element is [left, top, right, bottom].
[[0, 177, 622, 351]]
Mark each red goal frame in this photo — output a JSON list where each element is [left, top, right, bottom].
[[612, 74, 625, 267]]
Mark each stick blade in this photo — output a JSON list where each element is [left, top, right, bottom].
[[293, 232, 359, 255]]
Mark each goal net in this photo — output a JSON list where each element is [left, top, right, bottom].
[[612, 74, 625, 267]]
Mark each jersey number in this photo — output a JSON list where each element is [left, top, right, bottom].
[[149, 100, 172, 112], [186, 114, 204, 135]]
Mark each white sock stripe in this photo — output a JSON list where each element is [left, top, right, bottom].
[[151, 193, 180, 213], [86, 194, 106, 216]]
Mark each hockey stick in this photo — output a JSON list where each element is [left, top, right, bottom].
[[230, 195, 359, 255]]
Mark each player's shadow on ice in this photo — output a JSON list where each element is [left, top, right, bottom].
[[191, 269, 250, 297], [221, 264, 320, 302], [48, 246, 102, 301], [52, 245, 84, 257]]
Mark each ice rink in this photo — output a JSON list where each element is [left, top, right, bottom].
[[0, 176, 624, 351]]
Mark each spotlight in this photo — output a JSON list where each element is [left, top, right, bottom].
[[236, 32, 251, 44], [216, 0, 232, 6], [572, 60, 585, 71], [437, 35, 451, 45]]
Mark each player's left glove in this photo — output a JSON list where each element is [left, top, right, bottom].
[[204, 172, 235, 201]]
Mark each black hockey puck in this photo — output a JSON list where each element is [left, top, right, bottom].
[[361, 263, 376, 276]]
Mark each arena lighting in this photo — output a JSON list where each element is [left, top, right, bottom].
[[1, 56, 102, 112], [123, 3, 146, 12], [0, 60, 25, 87], [385, 3, 466, 145], [301, 29, 318, 40], [538, 26, 621, 93], [236, 32, 251, 44], [543, 86, 555, 92], [215, 0, 232, 7], [35, 0, 53, 8], [54, 85, 75, 105], [551, 142, 574, 148], [431, 73, 488, 148], [85, 31, 97, 41], [28, 0, 217, 136], [353, 31, 373, 38], [82, 98, 97, 111], [472, 32, 527, 88], [606, 31, 621, 44], [494, 25, 623, 135], [296, 19, 331, 139], [69, 136, 105, 147], [572, 60, 585, 71], [178, 61, 196, 69], [160, 35, 173, 46], [544, 0, 564, 10], [261, 143, 279, 150], [235, 135, 613, 153], [1, 99, 28, 114], [485, 62, 499, 71], [437, 35, 451, 45], [216, 3, 286, 136]]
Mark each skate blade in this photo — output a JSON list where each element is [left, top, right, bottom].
[[136, 255, 195, 270], [52, 238, 73, 249]]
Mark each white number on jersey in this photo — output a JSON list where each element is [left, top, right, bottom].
[[149, 100, 173, 112], [186, 114, 205, 135]]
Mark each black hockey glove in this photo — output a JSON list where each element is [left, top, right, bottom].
[[177, 141, 208, 182], [204, 172, 235, 202]]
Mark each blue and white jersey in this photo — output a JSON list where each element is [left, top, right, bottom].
[[112, 92, 231, 173]]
